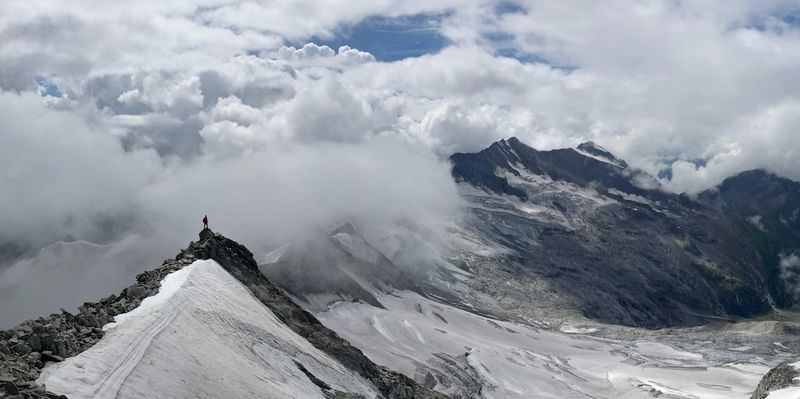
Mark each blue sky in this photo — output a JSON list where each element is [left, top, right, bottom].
[[35, 75, 63, 98], [311, 13, 451, 61], [306, 4, 572, 69]]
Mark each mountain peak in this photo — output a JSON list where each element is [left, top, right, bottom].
[[575, 141, 628, 168], [451, 137, 652, 201]]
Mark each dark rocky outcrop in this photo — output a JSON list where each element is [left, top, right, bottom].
[[0, 228, 446, 398], [750, 358, 800, 399]]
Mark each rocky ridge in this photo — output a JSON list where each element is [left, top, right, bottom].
[[0, 228, 446, 399], [750, 357, 800, 399]]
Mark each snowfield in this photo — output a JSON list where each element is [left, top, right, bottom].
[[317, 290, 770, 399], [38, 260, 378, 399]]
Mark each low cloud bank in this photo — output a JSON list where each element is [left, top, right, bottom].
[[0, 89, 462, 328]]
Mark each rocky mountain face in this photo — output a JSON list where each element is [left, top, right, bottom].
[[448, 137, 800, 328], [258, 223, 486, 322], [259, 224, 420, 311], [0, 229, 445, 399]]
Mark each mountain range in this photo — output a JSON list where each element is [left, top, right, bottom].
[[2, 137, 800, 398]]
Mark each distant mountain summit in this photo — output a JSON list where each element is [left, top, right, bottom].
[[451, 137, 662, 203]]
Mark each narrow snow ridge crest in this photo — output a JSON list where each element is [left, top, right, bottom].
[[102, 262, 197, 331]]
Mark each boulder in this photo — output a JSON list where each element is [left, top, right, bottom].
[[4, 381, 19, 395], [125, 286, 149, 300], [10, 343, 30, 357], [39, 353, 62, 363], [199, 228, 215, 241]]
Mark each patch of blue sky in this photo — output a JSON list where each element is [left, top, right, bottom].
[[658, 157, 710, 181], [494, 1, 525, 16], [730, 8, 800, 33], [484, 31, 577, 71], [308, 12, 452, 61], [34, 76, 63, 98], [779, 13, 800, 26]]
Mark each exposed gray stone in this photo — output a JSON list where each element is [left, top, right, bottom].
[[39, 353, 62, 364], [751, 358, 800, 399], [3, 381, 19, 395], [10, 343, 29, 357]]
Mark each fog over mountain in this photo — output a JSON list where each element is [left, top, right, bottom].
[[3, 1, 800, 249], [2, 2, 800, 398]]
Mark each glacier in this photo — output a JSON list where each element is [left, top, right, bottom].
[[317, 289, 770, 398], [37, 259, 378, 399]]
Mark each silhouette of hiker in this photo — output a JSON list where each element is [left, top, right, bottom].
[[203, 214, 209, 229]]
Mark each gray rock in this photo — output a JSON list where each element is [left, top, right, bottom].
[[3, 381, 19, 395], [125, 286, 149, 300], [39, 335, 54, 353], [10, 343, 29, 357], [25, 336, 41, 353], [39, 353, 62, 364], [751, 358, 800, 399], [199, 227, 215, 241]]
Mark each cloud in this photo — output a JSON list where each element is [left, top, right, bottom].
[[274, 43, 376, 71], [661, 99, 800, 192], [139, 140, 461, 248], [0, 90, 161, 246], [205, 95, 262, 126], [0, 81, 462, 326], [287, 78, 374, 143], [279, 43, 337, 59], [780, 252, 800, 302], [337, 45, 377, 63], [4, 1, 800, 196], [3, 0, 800, 325]]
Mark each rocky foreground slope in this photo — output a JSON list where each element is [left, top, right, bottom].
[[0, 229, 444, 398]]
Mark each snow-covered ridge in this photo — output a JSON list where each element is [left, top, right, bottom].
[[39, 259, 378, 399], [575, 141, 628, 169]]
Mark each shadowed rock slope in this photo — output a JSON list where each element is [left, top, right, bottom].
[[450, 137, 800, 328]]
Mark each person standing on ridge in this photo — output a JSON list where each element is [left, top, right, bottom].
[[203, 214, 208, 229]]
